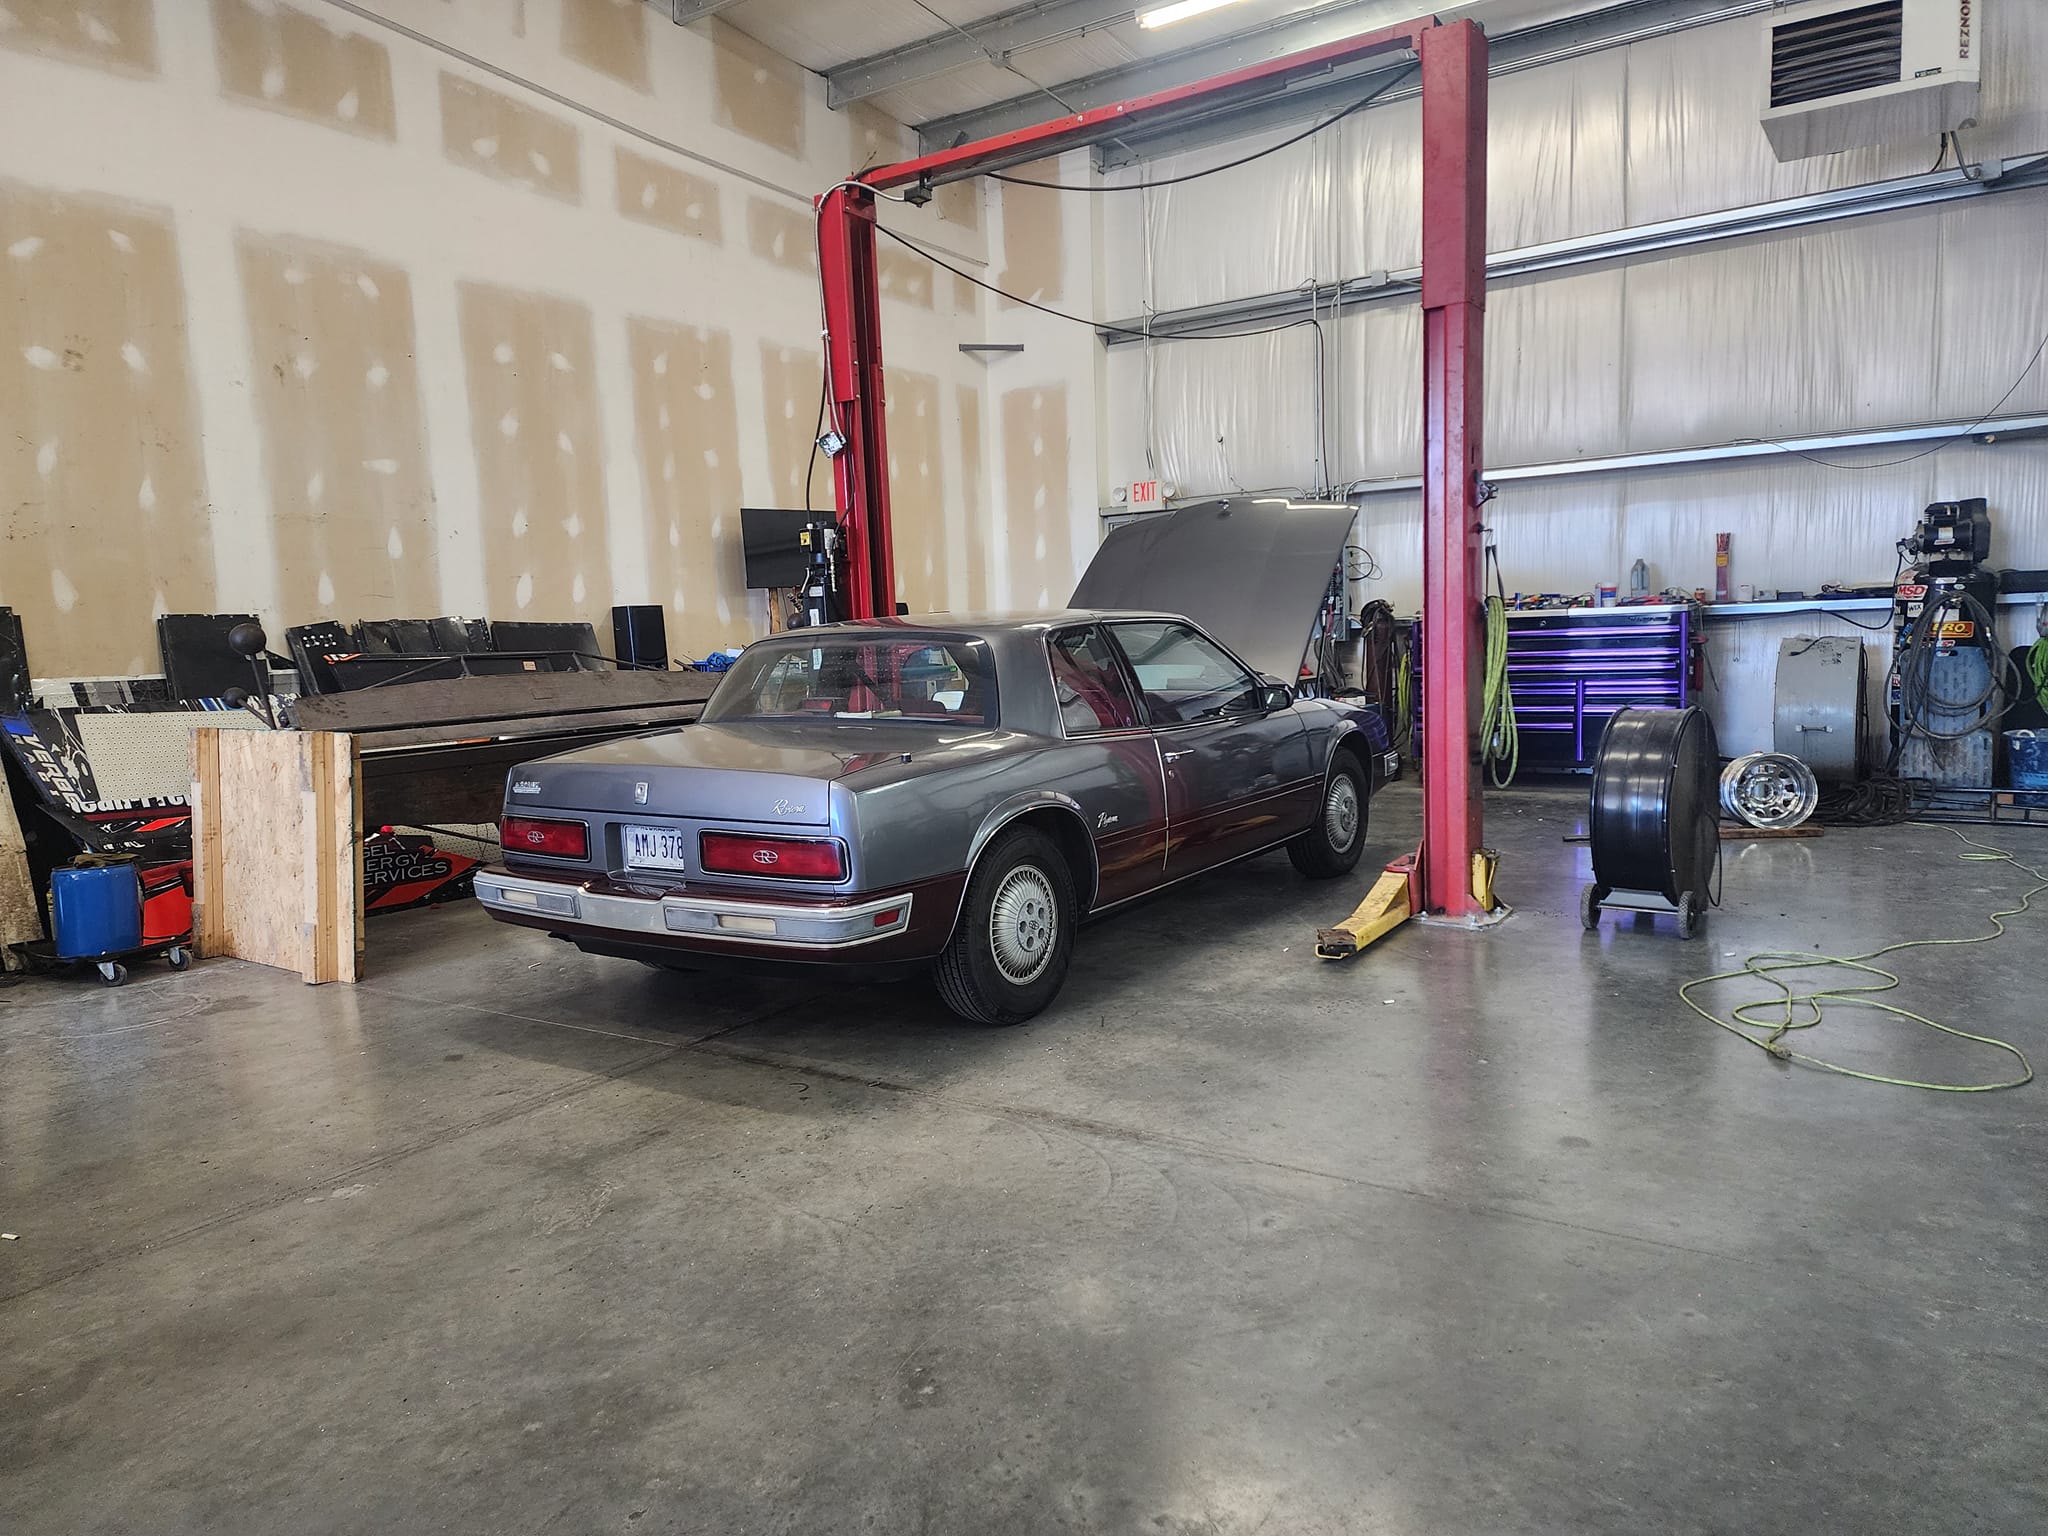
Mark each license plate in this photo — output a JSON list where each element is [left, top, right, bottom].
[[623, 825, 690, 871]]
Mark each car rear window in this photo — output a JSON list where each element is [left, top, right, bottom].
[[702, 637, 997, 726]]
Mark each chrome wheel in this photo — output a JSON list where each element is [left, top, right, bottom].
[[1324, 774, 1361, 853], [988, 864, 1058, 984], [1719, 752, 1818, 830]]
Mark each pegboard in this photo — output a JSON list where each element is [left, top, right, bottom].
[[76, 711, 268, 803]]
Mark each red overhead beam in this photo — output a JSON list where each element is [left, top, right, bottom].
[[862, 18, 1431, 193]]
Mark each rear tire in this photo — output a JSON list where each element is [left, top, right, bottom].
[[1288, 754, 1369, 879], [933, 827, 1075, 1025]]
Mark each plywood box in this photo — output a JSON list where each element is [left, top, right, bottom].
[[0, 779, 38, 971], [191, 728, 361, 984]]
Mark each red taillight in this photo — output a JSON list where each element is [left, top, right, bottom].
[[700, 831, 846, 881], [501, 816, 588, 859]]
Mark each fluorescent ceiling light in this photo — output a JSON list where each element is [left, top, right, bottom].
[[1138, 0, 1257, 29]]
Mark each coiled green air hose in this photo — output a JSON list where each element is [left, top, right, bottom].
[[1480, 592, 1518, 787]]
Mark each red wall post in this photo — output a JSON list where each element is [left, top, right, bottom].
[[1418, 20, 1488, 918], [816, 184, 897, 619]]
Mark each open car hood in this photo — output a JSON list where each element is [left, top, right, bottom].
[[1069, 497, 1358, 683]]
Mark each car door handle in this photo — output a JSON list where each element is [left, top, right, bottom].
[[1161, 749, 1194, 763]]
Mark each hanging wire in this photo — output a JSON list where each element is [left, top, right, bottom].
[[984, 65, 1419, 193]]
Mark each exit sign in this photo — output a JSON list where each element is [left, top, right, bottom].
[[1131, 479, 1160, 505]]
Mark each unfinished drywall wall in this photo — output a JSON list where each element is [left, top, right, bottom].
[[0, 182, 212, 676], [0, 1, 999, 678], [747, 197, 816, 275], [630, 318, 749, 655], [997, 170, 1064, 308], [759, 341, 835, 512], [878, 246, 936, 310], [0, 0, 157, 75], [710, 18, 803, 160], [457, 281, 608, 623], [957, 384, 989, 611], [441, 72, 581, 203], [616, 147, 721, 243], [849, 101, 913, 174], [239, 232, 437, 621], [977, 146, 1103, 612], [1001, 385, 1075, 610], [886, 369, 946, 614], [560, 0, 646, 93], [213, 0, 395, 140], [935, 179, 980, 234]]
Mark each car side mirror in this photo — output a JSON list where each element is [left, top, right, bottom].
[[1259, 684, 1294, 713]]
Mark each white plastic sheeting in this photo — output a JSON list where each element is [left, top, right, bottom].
[[1101, 7, 2048, 623], [1112, 6, 2048, 309], [1348, 438, 2048, 619]]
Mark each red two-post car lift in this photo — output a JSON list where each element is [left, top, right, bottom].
[[817, 14, 1491, 923]]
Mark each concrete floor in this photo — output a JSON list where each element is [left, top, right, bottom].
[[3, 785, 2045, 1533]]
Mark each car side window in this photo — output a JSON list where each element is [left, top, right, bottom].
[[1109, 622, 1262, 727], [1048, 627, 1141, 734]]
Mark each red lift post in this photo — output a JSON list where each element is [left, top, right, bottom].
[[817, 16, 1490, 918]]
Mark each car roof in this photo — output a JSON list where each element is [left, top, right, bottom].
[[791, 610, 1188, 640]]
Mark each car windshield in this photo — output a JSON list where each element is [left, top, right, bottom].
[[701, 636, 998, 727]]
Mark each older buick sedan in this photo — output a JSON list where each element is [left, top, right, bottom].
[[476, 612, 1394, 1023]]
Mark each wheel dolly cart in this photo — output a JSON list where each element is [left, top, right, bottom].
[[8, 858, 194, 986], [9, 934, 191, 987]]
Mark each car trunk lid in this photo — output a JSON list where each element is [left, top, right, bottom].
[[511, 720, 962, 826]]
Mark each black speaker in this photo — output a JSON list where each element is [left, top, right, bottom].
[[611, 605, 668, 671]]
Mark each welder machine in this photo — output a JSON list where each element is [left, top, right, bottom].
[[1888, 498, 2012, 784]]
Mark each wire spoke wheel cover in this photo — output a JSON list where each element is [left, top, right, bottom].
[[988, 864, 1059, 984], [1720, 752, 1820, 830], [1325, 774, 1361, 852]]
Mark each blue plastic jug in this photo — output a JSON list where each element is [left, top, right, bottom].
[[51, 862, 144, 961]]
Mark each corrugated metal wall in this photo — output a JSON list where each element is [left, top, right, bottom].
[[1100, 6, 2048, 619]]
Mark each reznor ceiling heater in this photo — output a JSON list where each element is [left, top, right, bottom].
[[1761, 0, 1982, 162]]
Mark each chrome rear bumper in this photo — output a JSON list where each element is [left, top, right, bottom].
[[473, 870, 913, 949]]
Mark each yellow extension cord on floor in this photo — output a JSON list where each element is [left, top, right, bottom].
[[1678, 825, 2042, 1092]]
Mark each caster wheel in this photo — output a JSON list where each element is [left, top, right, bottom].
[[1676, 891, 1702, 941], [167, 948, 191, 972], [97, 961, 129, 986], [1580, 884, 1604, 932]]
